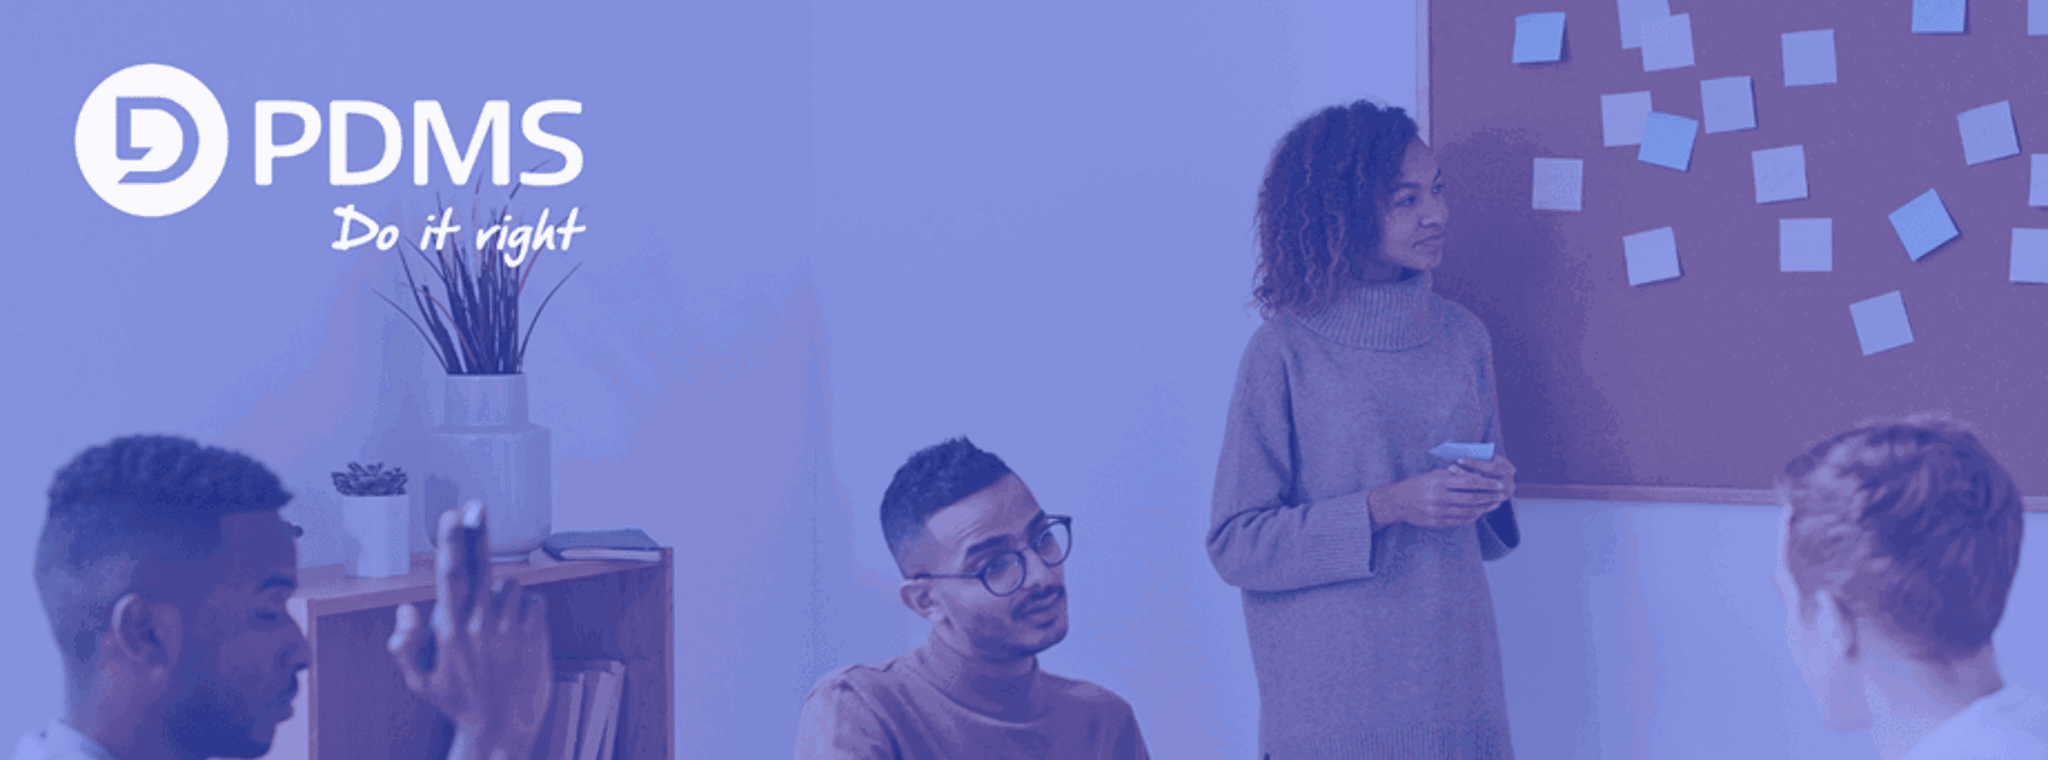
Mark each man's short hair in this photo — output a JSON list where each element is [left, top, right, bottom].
[[880, 437, 1012, 572], [1777, 413, 2024, 662], [34, 435, 294, 674]]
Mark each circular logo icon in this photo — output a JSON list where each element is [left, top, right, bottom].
[[74, 64, 229, 217]]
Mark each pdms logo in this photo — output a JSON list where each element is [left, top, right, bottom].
[[75, 63, 582, 217], [75, 64, 230, 217]]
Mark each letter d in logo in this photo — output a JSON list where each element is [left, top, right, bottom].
[[75, 64, 228, 217]]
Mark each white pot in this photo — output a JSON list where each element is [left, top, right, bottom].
[[423, 374, 553, 559], [340, 494, 413, 577]]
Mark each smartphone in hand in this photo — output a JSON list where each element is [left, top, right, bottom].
[[461, 503, 488, 606], [1428, 442, 1495, 462], [416, 502, 490, 674]]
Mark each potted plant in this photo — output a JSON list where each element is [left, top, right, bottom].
[[333, 462, 412, 577], [375, 200, 581, 560]]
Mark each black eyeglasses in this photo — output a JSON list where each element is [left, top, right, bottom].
[[915, 515, 1072, 596]]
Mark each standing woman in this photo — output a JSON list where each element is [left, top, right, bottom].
[[1208, 100, 1522, 759]]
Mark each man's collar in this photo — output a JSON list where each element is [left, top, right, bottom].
[[18, 720, 121, 760], [910, 638, 1048, 722]]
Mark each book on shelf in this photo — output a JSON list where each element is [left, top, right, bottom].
[[541, 528, 662, 562], [549, 658, 627, 760], [532, 671, 584, 760], [575, 660, 627, 760]]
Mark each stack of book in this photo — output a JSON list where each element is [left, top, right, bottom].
[[532, 659, 627, 760]]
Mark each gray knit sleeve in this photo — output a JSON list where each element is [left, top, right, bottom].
[[1208, 327, 1380, 592], [1472, 319, 1521, 561]]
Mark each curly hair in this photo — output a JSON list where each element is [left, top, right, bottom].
[[1252, 100, 1420, 318], [880, 436, 1013, 574], [34, 434, 294, 674], [1776, 413, 2024, 663]]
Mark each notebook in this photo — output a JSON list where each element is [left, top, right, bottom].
[[541, 528, 662, 562]]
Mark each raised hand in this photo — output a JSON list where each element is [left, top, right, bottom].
[[388, 501, 555, 760]]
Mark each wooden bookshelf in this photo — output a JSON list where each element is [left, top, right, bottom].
[[269, 549, 674, 760]]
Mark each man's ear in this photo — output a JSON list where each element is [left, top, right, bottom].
[[1814, 589, 1860, 662], [108, 592, 184, 681], [898, 579, 944, 624]]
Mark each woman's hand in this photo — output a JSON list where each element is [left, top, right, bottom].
[[389, 501, 554, 760], [1450, 453, 1517, 509], [1370, 456, 1514, 529]]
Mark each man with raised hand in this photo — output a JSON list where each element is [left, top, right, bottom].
[[1774, 414, 2048, 759], [20, 434, 552, 760], [797, 436, 1149, 759], [392, 500, 557, 760]]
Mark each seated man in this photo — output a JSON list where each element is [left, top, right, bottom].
[[797, 437, 1150, 759], [19, 434, 552, 760], [1774, 414, 2048, 759]]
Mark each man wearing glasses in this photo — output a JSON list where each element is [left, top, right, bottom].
[[796, 437, 1151, 759]]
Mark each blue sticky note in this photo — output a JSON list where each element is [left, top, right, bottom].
[[1752, 146, 1808, 203], [2033, 155, 2048, 206], [1914, 0, 1966, 33], [1637, 112, 1698, 171], [2013, 229, 2048, 283], [1849, 291, 1914, 356], [1429, 442, 1497, 462], [1514, 12, 1567, 64], [1957, 101, 2020, 166], [1701, 76, 1756, 133], [1782, 30, 1837, 86], [1780, 218, 1833, 272], [1888, 189, 1959, 260], [1623, 226, 1682, 285], [2034, 0, 2047, 35], [1640, 14, 1696, 71], [1618, 0, 1671, 49], [1602, 91, 1653, 146], [1532, 158, 1583, 211]]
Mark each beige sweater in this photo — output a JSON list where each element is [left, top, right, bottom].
[[1209, 269, 1519, 759], [796, 640, 1149, 760]]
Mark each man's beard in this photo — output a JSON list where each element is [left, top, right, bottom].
[[162, 678, 270, 759]]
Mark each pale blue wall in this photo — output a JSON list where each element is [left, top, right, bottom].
[[1492, 502, 2048, 759]]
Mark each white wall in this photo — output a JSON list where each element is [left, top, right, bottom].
[[1493, 503, 2048, 759]]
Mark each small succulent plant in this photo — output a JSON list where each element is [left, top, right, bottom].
[[332, 462, 408, 497]]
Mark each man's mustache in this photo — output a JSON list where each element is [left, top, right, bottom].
[[1013, 585, 1065, 618]]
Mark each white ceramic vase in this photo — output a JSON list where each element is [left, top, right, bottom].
[[340, 494, 412, 577], [423, 374, 553, 560]]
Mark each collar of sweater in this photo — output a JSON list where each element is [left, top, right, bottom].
[[1291, 268, 1449, 350], [909, 637, 1048, 721]]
